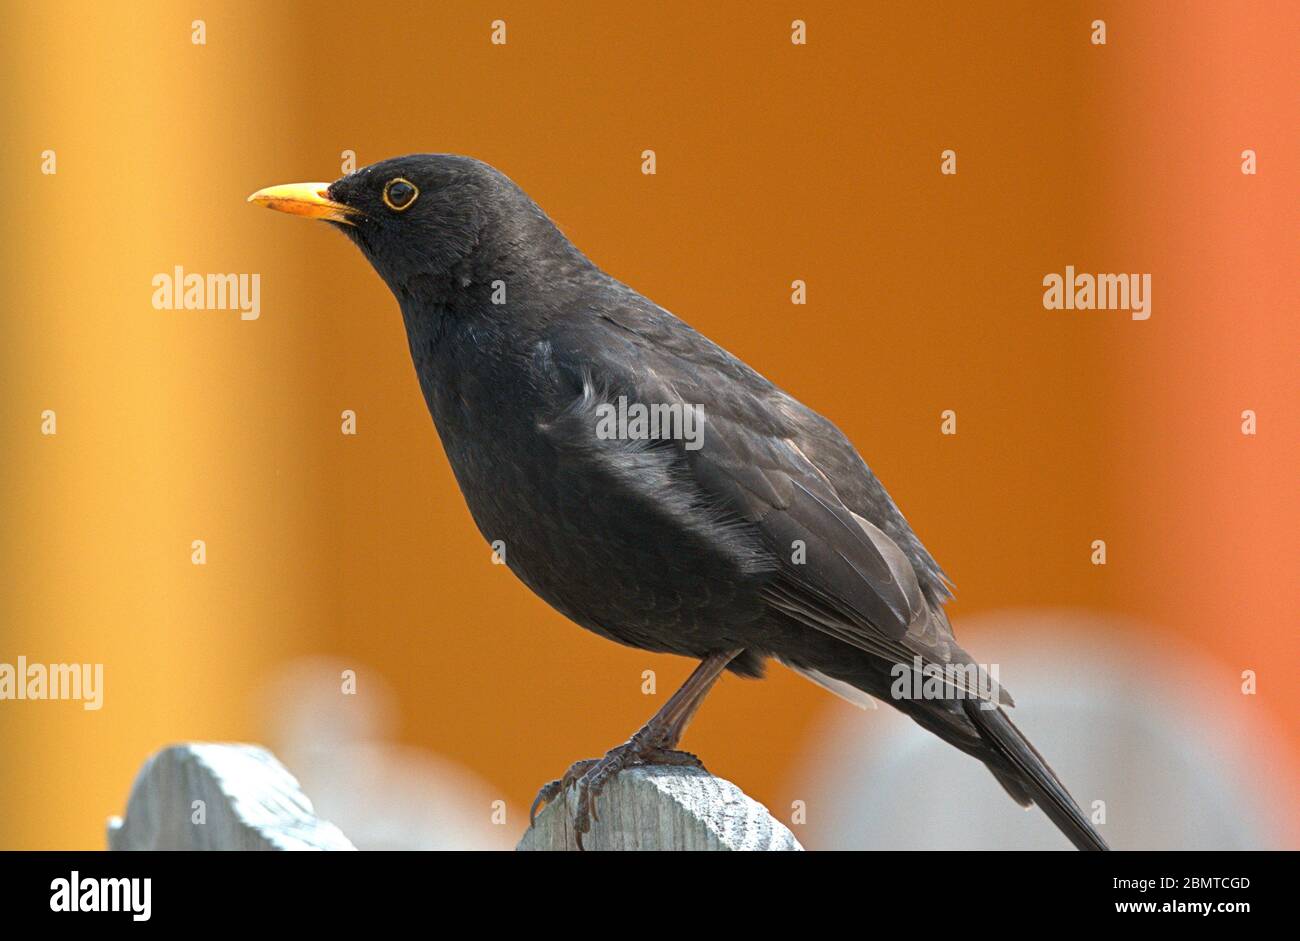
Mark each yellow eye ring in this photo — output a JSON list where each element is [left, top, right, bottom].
[[383, 178, 419, 211]]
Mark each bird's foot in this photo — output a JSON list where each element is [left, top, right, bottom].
[[529, 740, 706, 849]]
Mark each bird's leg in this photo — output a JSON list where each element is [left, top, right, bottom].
[[529, 648, 742, 848]]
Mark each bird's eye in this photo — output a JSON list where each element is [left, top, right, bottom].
[[383, 178, 418, 211]]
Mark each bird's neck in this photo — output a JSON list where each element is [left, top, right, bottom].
[[398, 285, 542, 431], [393, 214, 603, 437]]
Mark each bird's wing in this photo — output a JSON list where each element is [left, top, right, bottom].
[[543, 302, 1008, 705]]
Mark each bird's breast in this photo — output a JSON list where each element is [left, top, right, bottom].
[[411, 339, 770, 651]]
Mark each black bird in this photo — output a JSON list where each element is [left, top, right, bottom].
[[250, 155, 1108, 851]]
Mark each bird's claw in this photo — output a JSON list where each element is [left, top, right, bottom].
[[529, 780, 563, 828], [529, 757, 601, 828], [531, 743, 708, 850]]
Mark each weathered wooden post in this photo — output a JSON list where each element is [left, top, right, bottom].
[[518, 765, 802, 851], [107, 743, 354, 850]]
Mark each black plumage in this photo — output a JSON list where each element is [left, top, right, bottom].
[[251, 154, 1108, 850]]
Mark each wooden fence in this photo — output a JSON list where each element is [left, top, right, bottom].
[[107, 744, 802, 851]]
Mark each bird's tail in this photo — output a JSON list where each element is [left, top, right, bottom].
[[961, 698, 1109, 851]]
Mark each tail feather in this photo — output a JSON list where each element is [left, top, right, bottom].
[[962, 699, 1109, 851]]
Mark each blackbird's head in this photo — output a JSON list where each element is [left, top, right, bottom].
[[249, 154, 572, 300]]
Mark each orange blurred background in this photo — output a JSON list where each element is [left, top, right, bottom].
[[2, 1, 1295, 849]]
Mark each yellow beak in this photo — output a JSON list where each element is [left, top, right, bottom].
[[246, 182, 359, 226]]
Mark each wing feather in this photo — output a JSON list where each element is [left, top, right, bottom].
[[546, 305, 1010, 705]]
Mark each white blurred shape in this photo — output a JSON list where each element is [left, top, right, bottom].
[[794, 610, 1294, 850], [260, 657, 515, 850]]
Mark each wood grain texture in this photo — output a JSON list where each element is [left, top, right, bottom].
[[517, 765, 803, 851], [107, 743, 354, 851]]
